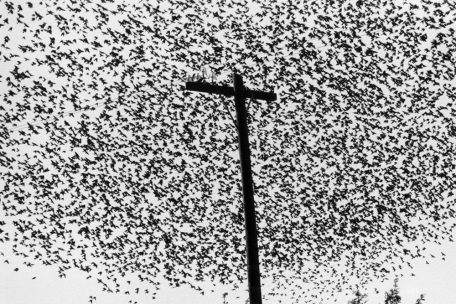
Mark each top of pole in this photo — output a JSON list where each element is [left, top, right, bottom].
[[185, 73, 277, 101], [233, 73, 245, 98]]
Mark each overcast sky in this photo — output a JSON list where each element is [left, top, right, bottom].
[[1, 0, 456, 304], [1, 234, 456, 304]]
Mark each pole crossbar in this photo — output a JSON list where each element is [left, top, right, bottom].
[[185, 82, 234, 97], [186, 81, 277, 101], [185, 73, 276, 304]]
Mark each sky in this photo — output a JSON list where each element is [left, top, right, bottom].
[[1, 0, 456, 304], [2, 238, 456, 304]]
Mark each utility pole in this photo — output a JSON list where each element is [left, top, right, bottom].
[[185, 72, 277, 304]]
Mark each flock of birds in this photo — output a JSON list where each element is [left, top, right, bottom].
[[0, 0, 455, 303]]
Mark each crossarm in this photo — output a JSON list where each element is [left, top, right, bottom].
[[186, 82, 276, 101], [185, 82, 234, 97]]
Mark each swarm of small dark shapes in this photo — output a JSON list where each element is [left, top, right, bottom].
[[0, 0, 455, 303]]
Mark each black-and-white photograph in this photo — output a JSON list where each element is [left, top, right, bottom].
[[1, 0, 455, 303]]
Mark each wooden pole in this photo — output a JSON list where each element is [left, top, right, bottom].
[[233, 73, 262, 304], [185, 72, 276, 304]]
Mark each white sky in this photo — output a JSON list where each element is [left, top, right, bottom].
[[1, 238, 456, 304], [1, 1, 455, 304]]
